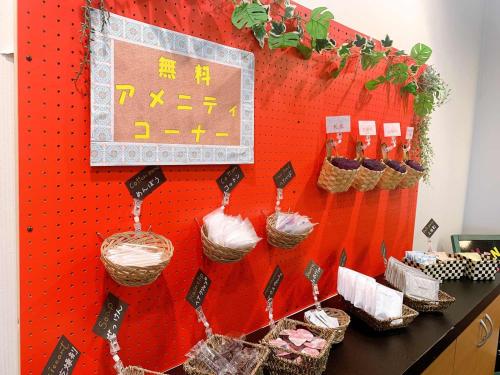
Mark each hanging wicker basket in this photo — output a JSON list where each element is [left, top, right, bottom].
[[399, 163, 424, 189], [317, 140, 359, 193], [266, 212, 313, 249], [351, 142, 385, 192], [101, 231, 174, 287], [377, 164, 406, 190], [262, 319, 336, 375], [201, 224, 256, 263], [183, 335, 270, 375], [303, 307, 351, 344], [122, 366, 166, 375]]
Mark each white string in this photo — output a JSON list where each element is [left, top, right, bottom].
[[196, 307, 213, 338], [132, 198, 143, 232]]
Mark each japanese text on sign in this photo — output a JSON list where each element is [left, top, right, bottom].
[[383, 122, 401, 137], [304, 260, 323, 284], [264, 266, 284, 301], [216, 165, 244, 193], [125, 166, 166, 200], [92, 293, 129, 340], [358, 121, 377, 136], [186, 270, 211, 309], [273, 161, 296, 189], [42, 336, 80, 375], [422, 219, 439, 238], [326, 115, 351, 134]]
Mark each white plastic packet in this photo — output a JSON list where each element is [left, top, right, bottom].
[[203, 208, 261, 249], [275, 212, 314, 235], [305, 309, 339, 329], [374, 284, 403, 324]]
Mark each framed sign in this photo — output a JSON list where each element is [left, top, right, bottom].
[[451, 234, 500, 258], [89, 9, 255, 166]]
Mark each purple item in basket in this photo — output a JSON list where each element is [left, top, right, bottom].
[[385, 159, 406, 173], [362, 159, 386, 172], [406, 160, 425, 172], [330, 157, 360, 170]]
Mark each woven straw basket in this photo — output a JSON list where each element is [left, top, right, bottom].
[[343, 299, 418, 331], [122, 366, 165, 375], [303, 308, 350, 344], [399, 163, 424, 189], [183, 335, 270, 375], [262, 319, 336, 375], [266, 213, 313, 249], [201, 224, 256, 263], [101, 231, 173, 287], [351, 142, 385, 192], [377, 162, 406, 190], [403, 290, 456, 313], [317, 158, 358, 193]]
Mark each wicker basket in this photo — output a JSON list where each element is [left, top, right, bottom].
[[262, 318, 335, 375], [303, 308, 350, 344], [317, 158, 358, 193], [101, 231, 173, 287], [399, 163, 424, 189], [351, 164, 385, 192], [377, 162, 407, 190], [343, 298, 418, 331], [122, 366, 165, 375], [266, 213, 313, 249], [402, 290, 456, 313], [201, 224, 256, 263], [183, 335, 270, 375]]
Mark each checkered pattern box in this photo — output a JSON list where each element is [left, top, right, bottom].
[[456, 253, 498, 281], [403, 256, 465, 282]]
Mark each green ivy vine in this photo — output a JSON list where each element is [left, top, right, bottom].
[[229, 0, 451, 181]]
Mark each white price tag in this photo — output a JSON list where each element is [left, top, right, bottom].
[[358, 121, 377, 136], [326, 116, 351, 134], [406, 127, 414, 140], [383, 123, 401, 137]]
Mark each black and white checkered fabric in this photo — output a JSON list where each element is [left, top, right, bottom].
[[403, 257, 465, 282], [457, 254, 498, 281]]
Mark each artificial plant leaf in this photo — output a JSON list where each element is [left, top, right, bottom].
[[386, 63, 409, 84], [395, 50, 406, 56], [410, 43, 432, 65], [284, 4, 296, 19], [252, 23, 267, 48], [361, 50, 385, 70], [297, 43, 313, 59], [268, 31, 300, 49], [410, 65, 419, 74], [365, 39, 375, 51], [414, 92, 434, 116], [331, 56, 348, 79], [338, 43, 351, 58], [402, 81, 417, 95], [270, 21, 286, 36], [354, 34, 367, 47], [231, 3, 269, 30], [381, 34, 393, 48], [305, 7, 334, 40], [314, 38, 335, 53], [296, 22, 304, 39], [365, 75, 386, 90]]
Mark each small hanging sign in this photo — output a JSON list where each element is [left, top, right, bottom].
[[304, 260, 323, 284], [326, 115, 351, 134], [125, 165, 166, 200], [92, 293, 129, 340], [339, 248, 347, 267], [383, 122, 401, 137], [42, 335, 80, 375], [264, 266, 284, 301], [358, 120, 377, 136], [273, 161, 295, 189], [186, 269, 211, 309], [216, 165, 244, 193], [405, 126, 414, 140], [422, 218, 439, 238]]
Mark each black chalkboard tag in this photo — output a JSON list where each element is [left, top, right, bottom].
[[273, 161, 296, 189], [216, 165, 244, 193], [186, 270, 211, 309], [381, 241, 387, 265], [304, 260, 323, 284], [125, 166, 166, 200], [422, 218, 439, 238], [42, 335, 80, 375], [92, 293, 129, 340], [339, 248, 347, 267], [264, 266, 284, 300]]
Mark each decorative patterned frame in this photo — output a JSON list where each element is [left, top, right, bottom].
[[89, 9, 255, 166]]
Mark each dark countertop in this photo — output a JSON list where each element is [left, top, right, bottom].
[[169, 277, 500, 375]]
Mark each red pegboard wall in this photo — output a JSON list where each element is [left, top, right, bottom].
[[18, 1, 418, 373]]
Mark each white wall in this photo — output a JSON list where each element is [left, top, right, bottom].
[[0, 0, 19, 373], [296, 0, 485, 251], [463, 0, 500, 234]]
